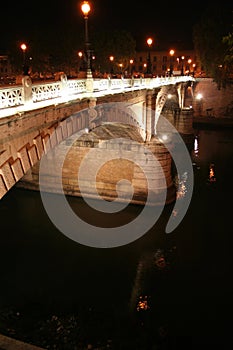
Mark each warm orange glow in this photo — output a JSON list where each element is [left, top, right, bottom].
[[130, 59, 133, 64], [78, 51, 83, 57], [109, 56, 114, 62], [169, 49, 175, 56], [147, 37, 153, 47], [208, 163, 216, 182], [81, 1, 91, 16], [20, 43, 27, 51], [137, 296, 150, 311]]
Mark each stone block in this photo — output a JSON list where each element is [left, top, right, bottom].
[[17, 146, 31, 173], [0, 175, 7, 199], [11, 158, 24, 181], [42, 134, 51, 154], [28, 144, 38, 166], [33, 135, 44, 159], [0, 161, 16, 190]]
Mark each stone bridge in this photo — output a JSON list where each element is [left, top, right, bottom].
[[0, 75, 195, 201]]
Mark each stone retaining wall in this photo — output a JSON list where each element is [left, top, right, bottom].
[[192, 78, 233, 118]]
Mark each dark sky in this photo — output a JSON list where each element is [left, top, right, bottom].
[[1, 0, 231, 52]]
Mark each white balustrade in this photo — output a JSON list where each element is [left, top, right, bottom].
[[0, 75, 195, 118]]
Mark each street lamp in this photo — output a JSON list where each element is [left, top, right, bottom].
[[192, 63, 196, 77], [146, 37, 153, 75], [129, 59, 134, 76], [81, 1, 92, 78], [20, 43, 28, 75], [77, 51, 84, 73], [109, 55, 114, 75], [181, 55, 185, 75], [187, 59, 192, 75], [119, 63, 123, 76], [169, 49, 175, 76]]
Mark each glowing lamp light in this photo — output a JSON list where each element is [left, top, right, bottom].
[[20, 43, 27, 51], [147, 37, 153, 47], [81, 1, 91, 16]]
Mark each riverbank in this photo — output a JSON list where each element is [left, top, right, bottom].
[[193, 116, 233, 129], [0, 333, 45, 350]]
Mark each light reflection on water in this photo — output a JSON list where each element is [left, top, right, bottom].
[[0, 128, 232, 348]]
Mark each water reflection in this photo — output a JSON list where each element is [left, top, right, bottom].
[[207, 162, 217, 184], [129, 246, 178, 349], [193, 135, 199, 157], [130, 246, 177, 313], [171, 172, 188, 218], [175, 172, 188, 199]]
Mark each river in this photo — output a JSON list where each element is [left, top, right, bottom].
[[0, 126, 232, 349]]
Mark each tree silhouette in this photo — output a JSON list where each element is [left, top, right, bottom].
[[193, 3, 232, 88]]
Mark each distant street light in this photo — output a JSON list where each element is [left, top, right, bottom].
[[181, 55, 185, 75], [146, 37, 153, 75], [119, 63, 123, 76], [196, 93, 203, 115], [192, 63, 196, 77], [187, 59, 192, 75], [169, 49, 175, 76], [109, 55, 114, 74], [78, 51, 83, 72], [20, 43, 28, 75], [129, 59, 134, 76], [81, 1, 92, 78]]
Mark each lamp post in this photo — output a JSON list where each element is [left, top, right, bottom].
[[119, 63, 123, 77], [187, 59, 192, 75], [192, 63, 196, 77], [109, 55, 114, 75], [81, 1, 92, 79], [146, 37, 153, 75], [129, 59, 134, 76], [78, 51, 83, 73], [20, 43, 28, 75], [181, 55, 185, 75], [169, 49, 175, 76]]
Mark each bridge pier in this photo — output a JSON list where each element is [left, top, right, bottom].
[[17, 122, 176, 206], [174, 107, 194, 135], [145, 90, 156, 141]]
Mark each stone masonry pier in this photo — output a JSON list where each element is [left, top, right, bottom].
[[18, 122, 176, 205]]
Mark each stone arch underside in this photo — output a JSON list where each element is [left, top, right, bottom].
[[0, 103, 146, 200]]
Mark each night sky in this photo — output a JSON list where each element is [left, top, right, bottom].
[[1, 0, 231, 51]]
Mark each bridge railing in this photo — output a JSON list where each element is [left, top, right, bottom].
[[0, 75, 194, 118]]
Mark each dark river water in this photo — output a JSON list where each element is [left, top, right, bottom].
[[0, 126, 233, 349]]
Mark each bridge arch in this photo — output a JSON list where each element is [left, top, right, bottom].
[[0, 81, 194, 200]]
